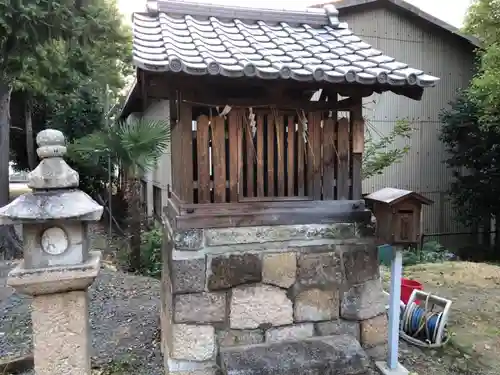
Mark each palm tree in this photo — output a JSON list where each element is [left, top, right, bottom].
[[69, 117, 169, 272]]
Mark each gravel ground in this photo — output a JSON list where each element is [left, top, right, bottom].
[[0, 268, 163, 375]]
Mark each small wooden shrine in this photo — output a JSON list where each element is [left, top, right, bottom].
[[122, 0, 439, 230]]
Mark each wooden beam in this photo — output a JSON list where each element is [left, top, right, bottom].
[[151, 90, 361, 112], [166, 199, 371, 229], [147, 72, 374, 104]]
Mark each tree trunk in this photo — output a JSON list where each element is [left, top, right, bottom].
[[125, 175, 142, 272], [0, 81, 22, 260], [25, 96, 36, 170]]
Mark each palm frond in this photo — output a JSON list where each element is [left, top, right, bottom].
[[116, 118, 170, 175], [68, 117, 170, 178]]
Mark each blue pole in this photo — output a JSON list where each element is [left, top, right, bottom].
[[387, 245, 403, 369]]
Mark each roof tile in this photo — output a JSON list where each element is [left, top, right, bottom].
[[132, 0, 439, 91]]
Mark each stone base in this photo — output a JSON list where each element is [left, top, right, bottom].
[[220, 335, 370, 375], [375, 362, 409, 375], [162, 221, 386, 374], [7, 251, 101, 296]]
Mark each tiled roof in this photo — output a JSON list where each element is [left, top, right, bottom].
[[132, 0, 439, 90]]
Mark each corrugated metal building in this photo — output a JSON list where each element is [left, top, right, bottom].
[[329, 0, 478, 234]]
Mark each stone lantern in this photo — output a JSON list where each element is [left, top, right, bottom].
[[1, 129, 103, 375]]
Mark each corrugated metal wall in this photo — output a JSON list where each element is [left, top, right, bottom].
[[340, 7, 476, 233]]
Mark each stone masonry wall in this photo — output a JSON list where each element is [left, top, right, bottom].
[[161, 220, 388, 375]]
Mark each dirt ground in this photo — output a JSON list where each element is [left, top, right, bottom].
[[383, 261, 500, 375]]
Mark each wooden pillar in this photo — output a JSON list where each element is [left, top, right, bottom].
[[351, 99, 364, 200], [178, 100, 194, 203], [138, 68, 148, 112], [169, 93, 194, 203]]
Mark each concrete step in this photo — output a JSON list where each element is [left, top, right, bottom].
[[219, 334, 373, 375]]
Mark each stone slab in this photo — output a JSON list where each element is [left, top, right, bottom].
[[220, 335, 370, 375], [208, 254, 262, 290], [205, 224, 357, 247], [174, 292, 226, 323]]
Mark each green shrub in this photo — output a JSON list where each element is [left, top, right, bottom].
[[139, 225, 162, 279], [402, 240, 449, 266]]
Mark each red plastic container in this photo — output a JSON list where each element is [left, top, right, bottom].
[[401, 278, 423, 305]]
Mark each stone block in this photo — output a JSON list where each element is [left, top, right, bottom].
[[297, 252, 343, 287], [208, 254, 261, 290], [169, 370, 219, 375], [360, 314, 388, 349], [171, 324, 215, 361], [341, 279, 386, 320], [220, 335, 370, 375], [171, 258, 206, 294], [174, 229, 205, 251], [315, 320, 360, 340], [167, 358, 219, 375], [174, 292, 226, 324], [262, 252, 296, 288], [355, 216, 376, 238], [161, 258, 174, 355], [265, 323, 314, 343], [341, 245, 379, 284], [217, 329, 264, 347], [230, 284, 293, 329], [294, 288, 339, 322]]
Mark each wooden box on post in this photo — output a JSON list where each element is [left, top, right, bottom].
[[365, 187, 433, 246], [364, 187, 433, 374]]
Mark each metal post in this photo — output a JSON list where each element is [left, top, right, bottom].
[[387, 245, 403, 369], [104, 84, 113, 242]]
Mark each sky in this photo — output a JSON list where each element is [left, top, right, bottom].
[[117, 0, 473, 28]]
